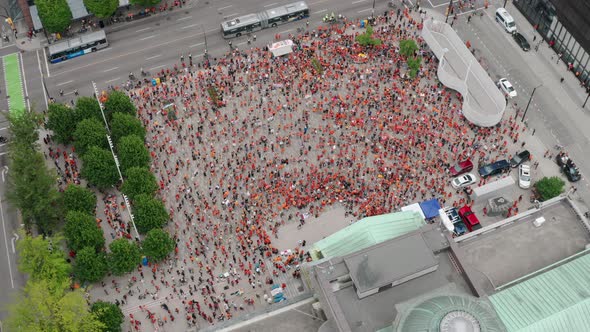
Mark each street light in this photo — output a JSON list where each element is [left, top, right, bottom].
[[521, 84, 542, 122], [583, 89, 590, 108]]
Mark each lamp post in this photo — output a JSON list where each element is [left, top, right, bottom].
[[372, 0, 375, 18], [503, 0, 508, 8], [521, 84, 542, 122], [202, 24, 209, 65], [445, 0, 453, 23], [583, 90, 590, 108]]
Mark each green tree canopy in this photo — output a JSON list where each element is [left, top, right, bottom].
[[117, 135, 150, 174], [111, 112, 146, 145], [142, 228, 175, 261], [16, 232, 71, 288], [63, 184, 97, 215], [91, 301, 124, 332], [7, 109, 61, 234], [355, 25, 382, 47], [76, 97, 103, 122], [130, 0, 162, 6], [407, 56, 422, 78], [121, 167, 158, 200], [399, 39, 419, 58], [46, 103, 79, 144], [104, 91, 136, 122], [74, 118, 109, 155], [6, 279, 105, 332], [80, 146, 120, 189], [133, 194, 169, 233], [36, 0, 73, 33], [534, 176, 565, 201], [64, 211, 105, 253], [8, 144, 61, 234], [83, 0, 118, 18], [108, 238, 141, 275], [7, 108, 43, 148], [73, 247, 108, 283]]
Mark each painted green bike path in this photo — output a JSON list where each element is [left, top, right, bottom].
[[3, 53, 25, 116]]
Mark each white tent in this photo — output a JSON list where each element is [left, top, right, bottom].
[[400, 203, 426, 220], [269, 40, 294, 57]]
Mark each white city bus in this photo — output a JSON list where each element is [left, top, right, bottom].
[[48, 30, 108, 64], [221, 1, 310, 38]]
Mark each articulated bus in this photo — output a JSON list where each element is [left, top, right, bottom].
[[48, 30, 109, 64], [221, 1, 310, 38]]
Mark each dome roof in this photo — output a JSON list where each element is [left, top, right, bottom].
[[397, 295, 505, 332]]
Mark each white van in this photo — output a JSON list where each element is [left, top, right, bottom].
[[495, 8, 516, 33]]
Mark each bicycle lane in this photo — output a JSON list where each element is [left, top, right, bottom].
[[2, 53, 27, 115]]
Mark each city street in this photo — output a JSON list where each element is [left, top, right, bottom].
[[1, 0, 590, 329]]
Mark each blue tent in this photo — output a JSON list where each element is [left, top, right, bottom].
[[419, 199, 441, 219]]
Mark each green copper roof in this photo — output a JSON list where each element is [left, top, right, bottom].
[[398, 294, 506, 332], [489, 253, 590, 332], [310, 211, 425, 260]]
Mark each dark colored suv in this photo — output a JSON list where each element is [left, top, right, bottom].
[[478, 159, 510, 178], [510, 150, 530, 168]]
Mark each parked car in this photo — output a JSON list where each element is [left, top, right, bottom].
[[519, 164, 531, 189], [458, 205, 482, 232], [478, 159, 510, 178], [451, 173, 477, 189], [449, 159, 474, 177], [512, 32, 530, 51], [510, 150, 530, 168], [498, 78, 517, 98], [556, 152, 581, 182]]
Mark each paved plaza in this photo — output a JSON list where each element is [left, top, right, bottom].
[[62, 8, 542, 332]]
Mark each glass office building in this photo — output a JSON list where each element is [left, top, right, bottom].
[[514, 0, 590, 85]]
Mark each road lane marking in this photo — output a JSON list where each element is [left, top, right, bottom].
[[36, 50, 48, 109], [19, 52, 30, 111], [42, 46, 50, 77], [218, 5, 233, 10], [181, 23, 199, 30], [190, 42, 205, 48], [264, 2, 279, 7], [149, 64, 168, 71], [177, 16, 193, 21], [11, 233, 18, 253], [0, 198, 15, 288], [314, 9, 327, 14], [103, 66, 119, 72], [56, 80, 73, 86], [52, 29, 220, 77], [279, 29, 293, 35], [0, 127, 7, 131], [309, 0, 328, 4], [136, 27, 150, 32], [352, 0, 365, 3], [140, 34, 158, 41], [145, 54, 162, 60], [357, 8, 373, 13], [105, 77, 121, 83]]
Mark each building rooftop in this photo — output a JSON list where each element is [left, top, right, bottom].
[[457, 198, 590, 294], [489, 251, 590, 332], [344, 232, 437, 296], [309, 211, 425, 260]]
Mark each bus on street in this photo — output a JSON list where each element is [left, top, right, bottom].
[[48, 30, 109, 64], [221, 1, 309, 38]]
